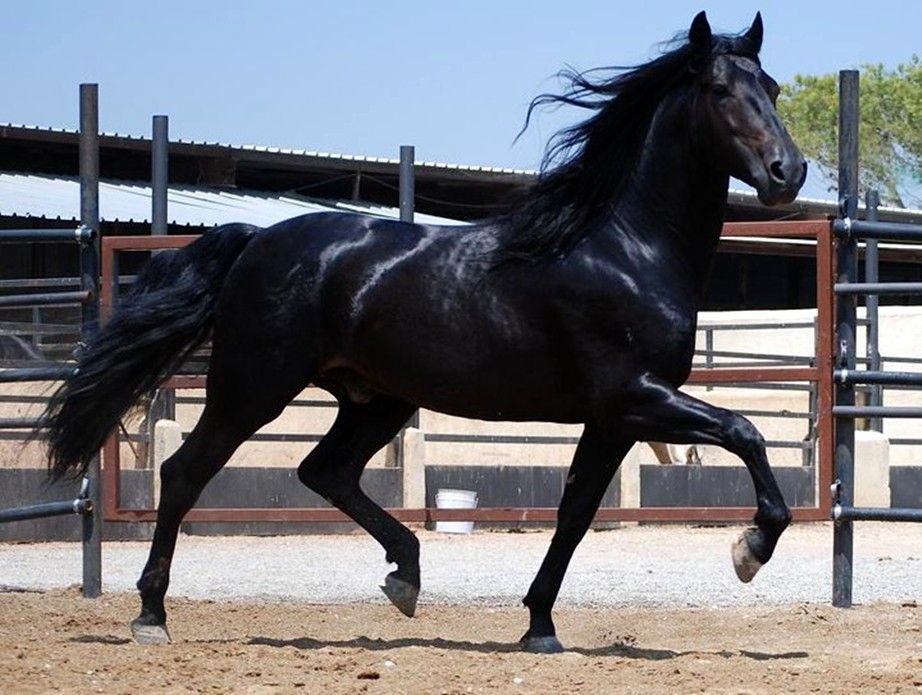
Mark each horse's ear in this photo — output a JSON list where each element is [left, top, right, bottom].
[[688, 11, 712, 50], [744, 12, 763, 54]]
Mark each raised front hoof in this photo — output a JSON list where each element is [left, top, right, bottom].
[[520, 635, 565, 654], [380, 574, 419, 618], [130, 618, 171, 645], [731, 529, 764, 583]]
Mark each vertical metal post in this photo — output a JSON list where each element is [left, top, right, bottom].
[[79, 83, 103, 599], [399, 145, 415, 224], [150, 115, 175, 424], [399, 145, 420, 430], [865, 189, 882, 431], [833, 70, 859, 609], [152, 115, 169, 236], [705, 327, 714, 390]]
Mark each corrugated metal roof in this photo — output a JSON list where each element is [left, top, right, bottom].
[[0, 122, 536, 177], [0, 172, 467, 228]]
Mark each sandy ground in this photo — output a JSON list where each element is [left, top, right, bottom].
[[1, 523, 921, 692], [0, 589, 919, 694]]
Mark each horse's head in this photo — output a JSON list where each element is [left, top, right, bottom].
[[688, 11, 806, 205]]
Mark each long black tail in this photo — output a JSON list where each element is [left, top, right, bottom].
[[42, 223, 259, 481]]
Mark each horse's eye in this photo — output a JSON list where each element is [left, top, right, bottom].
[[713, 84, 731, 99]]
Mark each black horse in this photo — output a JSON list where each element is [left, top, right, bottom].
[[42, 11, 805, 653]]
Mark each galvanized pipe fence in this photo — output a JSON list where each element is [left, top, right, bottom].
[[831, 70, 922, 608], [0, 84, 102, 598]]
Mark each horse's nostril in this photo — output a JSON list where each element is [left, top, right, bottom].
[[769, 161, 785, 183]]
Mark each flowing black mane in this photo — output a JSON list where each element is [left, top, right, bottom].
[[496, 30, 760, 265]]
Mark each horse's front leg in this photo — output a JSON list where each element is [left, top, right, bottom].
[[521, 428, 633, 653], [623, 374, 792, 581]]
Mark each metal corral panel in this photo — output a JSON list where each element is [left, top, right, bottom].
[[0, 172, 466, 229]]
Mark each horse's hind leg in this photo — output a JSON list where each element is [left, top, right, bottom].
[[130, 406, 250, 644], [297, 395, 419, 616], [131, 363, 305, 643]]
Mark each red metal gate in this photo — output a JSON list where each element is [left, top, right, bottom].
[[100, 220, 835, 525]]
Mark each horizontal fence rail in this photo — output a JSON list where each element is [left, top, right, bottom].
[[833, 218, 922, 241], [0, 498, 92, 523], [693, 348, 814, 364], [105, 505, 831, 524], [699, 320, 820, 331], [0, 290, 92, 309], [833, 405, 922, 418], [0, 417, 43, 429], [834, 370, 922, 386], [0, 227, 95, 244], [833, 505, 922, 522], [0, 477, 92, 525], [0, 366, 76, 383], [835, 282, 922, 296]]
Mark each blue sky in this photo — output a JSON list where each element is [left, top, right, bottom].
[[2, 1, 919, 177]]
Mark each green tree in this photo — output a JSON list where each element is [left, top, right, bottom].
[[778, 56, 922, 207]]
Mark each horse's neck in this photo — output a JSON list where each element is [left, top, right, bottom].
[[610, 92, 729, 290]]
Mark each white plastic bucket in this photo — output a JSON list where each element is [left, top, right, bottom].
[[434, 488, 478, 534]]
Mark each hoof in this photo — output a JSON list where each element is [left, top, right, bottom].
[[130, 619, 171, 645], [380, 574, 418, 618], [731, 530, 764, 583], [521, 635, 565, 654]]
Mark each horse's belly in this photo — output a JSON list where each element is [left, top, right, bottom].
[[413, 368, 587, 423], [343, 330, 589, 423]]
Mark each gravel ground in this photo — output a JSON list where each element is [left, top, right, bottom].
[[1, 522, 920, 608]]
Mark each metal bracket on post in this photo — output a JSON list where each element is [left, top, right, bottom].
[[837, 340, 849, 367], [838, 215, 852, 240], [830, 479, 842, 522]]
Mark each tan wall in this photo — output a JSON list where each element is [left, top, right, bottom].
[[0, 380, 56, 470]]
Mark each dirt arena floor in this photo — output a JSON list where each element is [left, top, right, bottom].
[[0, 588, 919, 694]]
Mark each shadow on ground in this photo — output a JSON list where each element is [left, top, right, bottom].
[[241, 635, 809, 661]]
